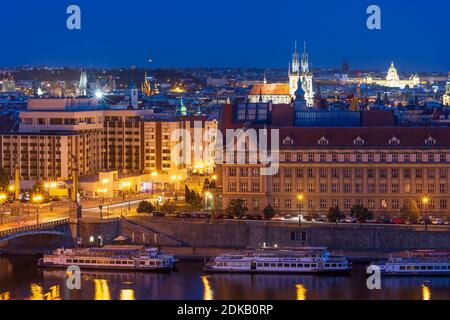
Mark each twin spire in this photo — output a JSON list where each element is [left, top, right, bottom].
[[290, 41, 309, 75]]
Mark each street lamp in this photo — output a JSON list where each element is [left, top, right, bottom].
[[121, 181, 132, 213], [297, 195, 304, 226], [0, 192, 7, 225], [44, 181, 57, 211], [205, 191, 213, 223], [32, 194, 43, 225], [96, 188, 107, 219], [422, 196, 429, 231]]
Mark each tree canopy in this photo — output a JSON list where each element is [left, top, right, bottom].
[[400, 200, 420, 224], [226, 199, 248, 217]]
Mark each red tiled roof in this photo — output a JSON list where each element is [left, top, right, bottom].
[[278, 127, 450, 148]]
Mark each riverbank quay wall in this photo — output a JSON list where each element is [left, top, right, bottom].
[[78, 218, 450, 251]]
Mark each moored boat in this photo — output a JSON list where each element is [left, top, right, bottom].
[[204, 247, 351, 274], [370, 250, 450, 276], [38, 245, 176, 272]]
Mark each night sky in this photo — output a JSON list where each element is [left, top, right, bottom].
[[1, 0, 448, 71]]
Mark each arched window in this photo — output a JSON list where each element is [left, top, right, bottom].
[[353, 136, 365, 145]]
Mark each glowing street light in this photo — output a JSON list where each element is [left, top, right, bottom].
[[0, 192, 7, 225], [422, 196, 430, 231], [120, 181, 132, 212], [32, 194, 43, 225], [204, 191, 213, 223], [297, 194, 304, 226], [95, 90, 104, 99]]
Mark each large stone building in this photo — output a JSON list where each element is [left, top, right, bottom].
[[354, 62, 420, 89], [217, 99, 450, 217]]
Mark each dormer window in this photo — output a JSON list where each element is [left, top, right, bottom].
[[353, 136, 365, 146], [318, 136, 329, 145], [283, 136, 294, 145], [425, 136, 436, 145], [389, 136, 400, 145]]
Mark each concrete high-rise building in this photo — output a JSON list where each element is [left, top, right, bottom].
[[0, 98, 217, 190]]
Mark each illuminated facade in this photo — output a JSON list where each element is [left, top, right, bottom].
[[217, 102, 450, 217], [0, 98, 217, 188], [364, 62, 420, 89], [443, 73, 450, 106], [248, 43, 314, 106]]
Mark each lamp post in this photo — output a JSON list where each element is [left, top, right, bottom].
[[121, 181, 132, 214], [32, 194, 43, 225], [297, 195, 304, 226], [96, 188, 107, 220], [422, 196, 429, 231], [0, 192, 7, 225], [44, 181, 57, 211], [205, 191, 213, 223]]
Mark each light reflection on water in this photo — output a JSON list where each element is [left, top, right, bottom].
[[202, 276, 214, 300], [296, 284, 307, 300], [0, 255, 449, 300], [422, 283, 431, 301]]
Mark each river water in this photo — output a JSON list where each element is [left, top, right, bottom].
[[0, 255, 448, 300]]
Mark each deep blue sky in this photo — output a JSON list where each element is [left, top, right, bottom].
[[1, 0, 448, 71]]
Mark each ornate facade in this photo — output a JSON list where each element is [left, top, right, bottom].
[[364, 62, 420, 89]]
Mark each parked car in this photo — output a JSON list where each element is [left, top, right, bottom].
[[270, 215, 284, 221], [178, 212, 192, 219], [432, 218, 445, 225], [314, 216, 327, 223], [419, 218, 433, 225], [343, 217, 358, 224], [376, 217, 392, 224], [391, 218, 406, 225], [215, 214, 233, 220], [151, 211, 165, 218]]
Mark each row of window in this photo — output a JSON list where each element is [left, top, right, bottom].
[[271, 198, 448, 210], [274, 167, 449, 179], [227, 167, 450, 178], [280, 153, 448, 164], [270, 182, 448, 194]]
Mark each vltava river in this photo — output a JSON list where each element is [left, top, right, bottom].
[[0, 255, 449, 300]]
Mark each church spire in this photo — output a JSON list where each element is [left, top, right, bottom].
[[291, 42, 300, 75], [301, 41, 309, 74]]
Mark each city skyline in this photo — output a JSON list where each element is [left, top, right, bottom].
[[0, 0, 449, 71]]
